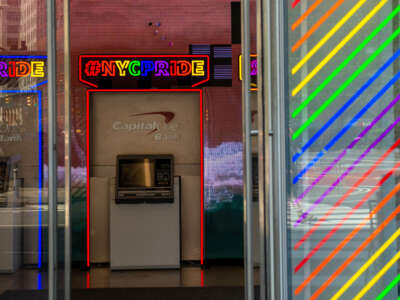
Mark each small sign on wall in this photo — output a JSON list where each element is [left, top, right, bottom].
[[111, 111, 181, 143], [190, 45, 233, 87]]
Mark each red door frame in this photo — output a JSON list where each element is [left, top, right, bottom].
[[85, 89, 204, 267]]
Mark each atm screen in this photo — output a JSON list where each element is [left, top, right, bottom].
[[118, 157, 172, 188]]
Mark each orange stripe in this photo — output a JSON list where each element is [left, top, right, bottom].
[[292, 0, 324, 31], [295, 182, 400, 296], [310, 195, 400, 300], [292, 0, 345, 52], [295, 149, 400, 250]]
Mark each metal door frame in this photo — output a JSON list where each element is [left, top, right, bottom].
[[46, 0, 71, 299], [244, 0, 290, 299], [47, 0, 290, 299]]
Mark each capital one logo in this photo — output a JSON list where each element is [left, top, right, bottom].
[[112, 111, 176, 135]]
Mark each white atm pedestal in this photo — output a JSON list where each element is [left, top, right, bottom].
[[110, 177, 181, 270]]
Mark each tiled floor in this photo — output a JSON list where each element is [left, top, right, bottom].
[[0, 266, 260, 294]]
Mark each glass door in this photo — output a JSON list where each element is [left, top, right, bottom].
[[0, 0, 265, 298], [0, 0, 69, 299], [282, 0, 400, 299]]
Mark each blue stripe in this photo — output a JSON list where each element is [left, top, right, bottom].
[[293, 150, 324, 184], [0, 90, 43, 268], [30, 80, 48, 89], [293, 70, 400, 184], [37, 91, 42, 269], [293, 48, 400, 162], [37, 273, 42, 290], [0, 55, 47, 59]]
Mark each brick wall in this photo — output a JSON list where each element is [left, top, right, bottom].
[[71, 0, 233, 53], [67, 0, 257, 163]]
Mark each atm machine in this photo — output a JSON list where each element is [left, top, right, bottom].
[[115, 155, 174, 204], [110, 155, 181, 269]]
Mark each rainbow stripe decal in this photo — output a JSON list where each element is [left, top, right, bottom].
[[291, 1, 400, 299]]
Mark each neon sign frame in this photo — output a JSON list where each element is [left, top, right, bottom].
[[0, 90, 43, 268], [79, 55, 210, 89], [85, 89, 205, 267]]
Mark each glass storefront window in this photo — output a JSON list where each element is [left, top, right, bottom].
[[1, 0, 260, 299], [0, 0, 50, 295], [287, 1, 400, 299]]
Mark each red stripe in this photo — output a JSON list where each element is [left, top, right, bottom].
[[200, 90, 204, 265], [85, 89, 204, 268], [295, 137, 400, 251], [292, 0, 301, 8], [295, 161, 400, 273], [86, 90, 90, 267], [309, 192, 400, 299], [296, 183, 400, 295]]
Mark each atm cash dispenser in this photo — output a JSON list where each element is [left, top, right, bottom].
[[115, 155, 174, 204], [110, 155, 181, 270]]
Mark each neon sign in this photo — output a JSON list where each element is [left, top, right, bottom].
[[79, 55, 210, 88], [0, 56, 47, 88], [238, 54, 257, 90], [0, 60, 45, 78]]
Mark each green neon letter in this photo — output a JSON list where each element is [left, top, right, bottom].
[[128, 60, 141, 76]]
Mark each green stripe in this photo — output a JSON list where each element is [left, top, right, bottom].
[[376, 273, 400, 300], [293, 23, 400, 140], [292, 5, 400, 120]]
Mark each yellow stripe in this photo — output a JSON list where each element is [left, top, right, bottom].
[[292, 0, 387, 96], [239, 55, 242, 80], [330, 227, 400, 300], [292, 0, 369, 75], [354, 249, 400, 300]]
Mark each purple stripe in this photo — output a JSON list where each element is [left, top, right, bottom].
[[294, 93, 400, 204], [294, 94, 400, 226], [294, 150, 346, 205]]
